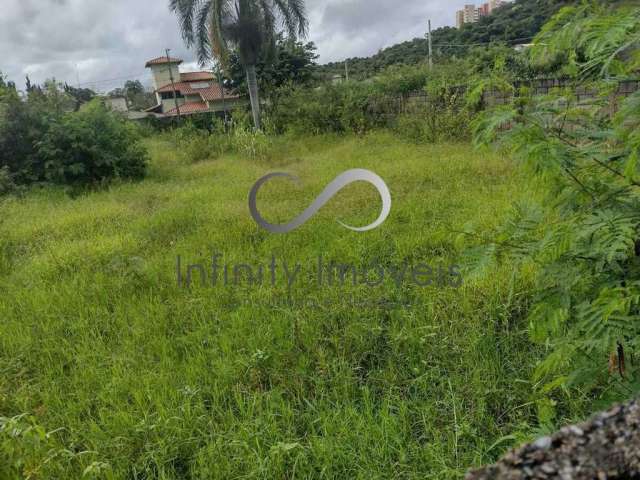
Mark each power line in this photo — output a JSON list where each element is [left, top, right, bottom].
[[432, 37, 536, 47], [427, 19, 433, 70], [331, 36, 538, 66], [75, 72, 152, 88]]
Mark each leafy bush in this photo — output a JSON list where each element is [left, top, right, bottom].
[[170, 122, 218, 163], [0, 166, 15, 195], [1, 79, 148, 190], [372, 64, 431, 96], [170, 118, 273, 162], [37, 101, 147, 186], [181, 133, 216, 163], [231, 126, 272, 160], [266, 61, 474, 140], [0, 84, 52, 184], [266, 83, 388, 135], [393, 93, 471, 144], [393, 114, 427, 143], [470, 3, 640, 400]]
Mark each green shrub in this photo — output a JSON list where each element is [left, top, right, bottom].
[[0, 166, 15, 195], [0, 86, 51, 184], [169, 122, 202, 145], [169, 118, 273, 162], [372, 63, 431, 96], [132, 120, 157, 138], [470, 3, 640, 399], [1, 80, 148, 189], [392, 95, 471, 144], [266, 83, 389, 135], [393, 114, 427, 143], [171, 123, 220, 163], [231, 126, 273, 160], [37, 101, 148, 186], [266, 68, 472, 140], [181, 133, 213, 163]]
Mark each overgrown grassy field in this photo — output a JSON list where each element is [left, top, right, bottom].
[[1, 133, 556, 478]]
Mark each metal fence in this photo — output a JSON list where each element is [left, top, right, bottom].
[[375, 78, 640, 115], [480, 78, 640, 109]]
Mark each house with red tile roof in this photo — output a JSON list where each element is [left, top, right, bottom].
[[144, 56, 243, 117]]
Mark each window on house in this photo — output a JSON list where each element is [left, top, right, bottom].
[[160, 91, 183, 100]]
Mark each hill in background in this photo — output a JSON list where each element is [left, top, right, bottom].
[[315, 0, 575, 80]]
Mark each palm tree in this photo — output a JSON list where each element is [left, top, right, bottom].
[[169, 0, 308, 130]]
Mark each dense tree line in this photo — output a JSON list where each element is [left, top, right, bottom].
[[0, 74, 147, 192], [315, 0, 578, 80], [227, 37, 318, 97]]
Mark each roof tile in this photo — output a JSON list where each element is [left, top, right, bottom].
[[145, 56, 183, 67], [180, 71, 215, 82], [156, 81, 239, 102], [165, 102, 211, 116]]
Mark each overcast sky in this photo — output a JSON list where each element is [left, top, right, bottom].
[[0, 0, 475, 92]]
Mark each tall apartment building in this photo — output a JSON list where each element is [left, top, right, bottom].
[[456, 0, 505, 28], [463, 4, 478, 24], [489, 0, 505, 12]]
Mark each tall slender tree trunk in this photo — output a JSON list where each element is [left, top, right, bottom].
[[245, 64, 261, 131]]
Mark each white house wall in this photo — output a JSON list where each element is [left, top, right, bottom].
[[150, 64, 181, 92]]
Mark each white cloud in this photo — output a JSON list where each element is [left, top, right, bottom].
[[0, 0, 473, 91]]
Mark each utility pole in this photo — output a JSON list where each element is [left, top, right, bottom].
[[214, 63, 228, 127], [345, 59, 349, 82], [428, 20, 433, 70], [165, 48, 181, 120]]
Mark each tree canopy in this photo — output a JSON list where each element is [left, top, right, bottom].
[[227, 36, 317, 96], [315, 0, 579, 80]]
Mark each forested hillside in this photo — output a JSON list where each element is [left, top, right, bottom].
[[316, 0, 575, 79]]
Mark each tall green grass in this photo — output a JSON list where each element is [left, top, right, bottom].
[[0, 132, 565, 479]]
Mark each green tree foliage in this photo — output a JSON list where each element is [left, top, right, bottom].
[[372, 50, 530, 97], [0, 72, 16, 91], [0, 77, 147, 190], [470, 3, 640, 399], [227, 36, 318, 96], [316, 0, 577, 80], [124, 79, 144, 96], [265, 60, 473, 139], [38, 101, 148, 186], [266, 82, 385, 135], [63, 84, 96, 110], [0, 78, 55, 184]]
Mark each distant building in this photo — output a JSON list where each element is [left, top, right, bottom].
[[489, 0, 505, 12], [104, 96, 128, 113], [477, 3, 490, 18], [456, 0, 506, 28], [144, 56, 243, 117], [514, 43, 535, 52], [463, 4, 478, 24]]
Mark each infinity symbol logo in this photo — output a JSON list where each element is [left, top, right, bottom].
[[249, 169, 392, 234]]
